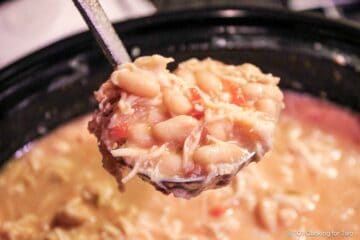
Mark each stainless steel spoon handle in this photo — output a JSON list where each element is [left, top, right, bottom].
[[73, 0, 131, 67]]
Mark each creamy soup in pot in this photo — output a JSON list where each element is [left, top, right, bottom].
[[0, 91, 359, 240]]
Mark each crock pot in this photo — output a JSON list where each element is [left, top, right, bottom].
[[0, 6, 359, 164]]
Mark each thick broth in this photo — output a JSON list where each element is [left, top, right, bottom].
[[0, 92, 359, 239]]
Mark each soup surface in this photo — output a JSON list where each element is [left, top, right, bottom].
[[0, 91, 359, 239]]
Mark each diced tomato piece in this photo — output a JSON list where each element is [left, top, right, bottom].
[[189, 107, 204, 119], [109, 122, 128, 140], [188, 88, 204, 119], [233, 94, 246, 105], [231, 88, 246, 106], [209, 206, 226, 218], [189, 88, 201, 101]]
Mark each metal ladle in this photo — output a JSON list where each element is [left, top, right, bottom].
[[73, 0, 256, 198], [72, 0, 131, 67]]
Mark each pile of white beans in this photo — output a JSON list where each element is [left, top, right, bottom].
[[104, 55, 283, 177]]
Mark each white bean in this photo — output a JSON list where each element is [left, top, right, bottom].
[[193, 143, 244, 166], [263, 85, 283, 101], [158, 153, 183, 176], [237, 63, 262, 75], [111, 69, 160, 98], [175, 69, 196, 84], [255, 98, 278, 116], [195, 70, 222, 94], [152, 115, 198, 144], [206, 120, 232, 141], [134, 55, 173, 71], [242, 83, 263, 100], [127, 123, 154, 148], [163, 88, 192, 115]]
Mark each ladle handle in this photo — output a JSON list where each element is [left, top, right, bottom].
[[73, 0, 131, 67]]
